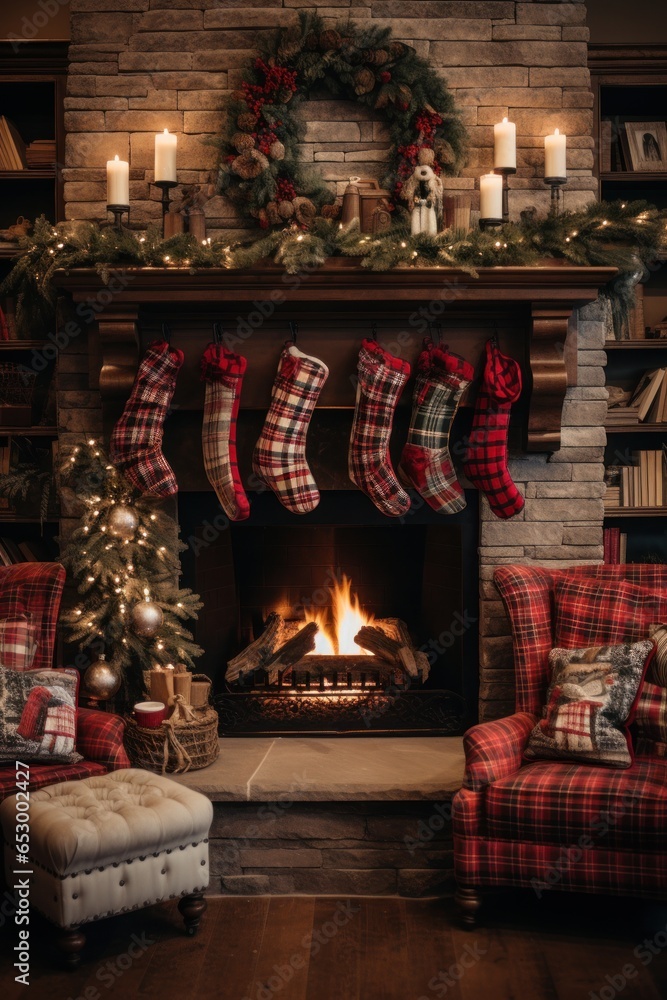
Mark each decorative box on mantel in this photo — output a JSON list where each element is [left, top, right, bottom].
[[56, 264, 615, 453]]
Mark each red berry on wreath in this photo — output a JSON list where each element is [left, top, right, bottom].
[[380, 71, 391, 83]]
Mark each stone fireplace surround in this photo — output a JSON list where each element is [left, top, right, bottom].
[[55, 0, 614, 894]]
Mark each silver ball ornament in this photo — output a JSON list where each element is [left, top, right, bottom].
[[82, 653, 121, 701], [107, 504, 139, 540], [131, 599, 164, 637]]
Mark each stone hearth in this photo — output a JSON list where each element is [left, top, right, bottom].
[[173, 736, 464, 896]]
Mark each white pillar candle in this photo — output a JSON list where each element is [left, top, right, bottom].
[[494, 117, 516, 170], [545, 128, 567, 179], [155, 128, 177, 183], [106, 154, 129, 206], [479, 173, 503, 221]]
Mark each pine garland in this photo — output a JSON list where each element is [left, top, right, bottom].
[[59, 440, 203, 701], [2, 201, 665, 339], [215, 10, 467, 228]]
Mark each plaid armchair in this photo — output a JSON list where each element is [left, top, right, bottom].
[[453, 563, 667, 926], [0, 563, 129, 800]]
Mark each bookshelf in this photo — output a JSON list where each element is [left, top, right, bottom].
[[590, 46, 667, 563]]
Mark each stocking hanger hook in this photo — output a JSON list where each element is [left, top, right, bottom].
[[288, 321, 298, 345], [371, 323, 377, 341], [162, 322, 171, 343], [213, 321, 225, 344]]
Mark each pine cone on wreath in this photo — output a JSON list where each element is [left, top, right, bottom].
[[293, 196, 317, 225], [319, 29, 342, 51], [354, 68, 376, 96], [266, 201, 282, 225], [277, 88, 294, 104], [232, 149, 269, 180], [321, 203, 341, 220], [374, 89, 390, 110], [233, 132, 256, 153], [397, 84, 413, 106], [278, 200, 295, 219], [237, 112, 259, 131], [269, 140, 286, 160], [388, 41, 407, 60]]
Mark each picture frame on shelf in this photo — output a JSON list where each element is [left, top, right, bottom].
[[624, 121, 667, 171]]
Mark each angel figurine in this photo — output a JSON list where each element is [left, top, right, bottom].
[[401, 162, 443, 236]]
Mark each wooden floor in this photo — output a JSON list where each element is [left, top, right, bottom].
[[2, 892, 667, 999]]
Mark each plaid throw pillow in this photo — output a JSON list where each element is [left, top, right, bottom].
[[0, 667, 81, 764], [554, 578, 667, 649], [634, 680, 667, 758], [0, 616, 38, 671], [647, 624, 667, 686], [525, 640, 654, 768]]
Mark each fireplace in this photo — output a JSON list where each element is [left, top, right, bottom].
[[179, 490, 479, 736]]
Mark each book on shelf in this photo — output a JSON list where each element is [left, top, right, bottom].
[[601, 120, 613, 172], [0, 117, 27, 170], [606, 367, 667, 426], [24, 139, 56, 169], [614, 448, 667, 508], [603, 527, 628, 564]]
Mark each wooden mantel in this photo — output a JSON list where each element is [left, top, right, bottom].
[[56, 264, 616, 452]]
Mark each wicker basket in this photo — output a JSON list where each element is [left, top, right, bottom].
[[124, 706, 219, 774]]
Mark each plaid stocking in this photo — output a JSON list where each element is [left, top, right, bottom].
[[398, 342, 474, 514], [252, 345, 328, 514], [110, 339, 183, 498], [349, 339, 411, 518], [463, 338, 525, 520], [201, 343, 250, 522]]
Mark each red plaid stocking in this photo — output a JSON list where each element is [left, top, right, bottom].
[[399, 342, 474, 514], [463, 338, 525, 520], [252, 345, 328, 514], [349, 339, 411, 518], [110, 340, 183, 497], [201, 343, 250, 522]]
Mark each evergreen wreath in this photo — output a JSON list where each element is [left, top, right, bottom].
[[216, 10, 467, 228]]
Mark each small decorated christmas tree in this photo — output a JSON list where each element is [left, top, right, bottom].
[[59, 439, 203, 700]]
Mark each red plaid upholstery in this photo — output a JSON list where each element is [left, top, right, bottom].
[[635, 681, 667, 758], [462, 339, 524, 520], [110, 339, 184, 498], [554, 578, 667, 649], [463, 712, 538, 792], [0, 617, 37, 670], [454, 563, 667, 904], [252, 345, 328, 514], [76, 708, 129, 770], [485, 758, 666, 851], [0, 760, 106, 799], [349, 339, 411, 518], [0, 563, 64, 672], [0, 565, 129, 801]]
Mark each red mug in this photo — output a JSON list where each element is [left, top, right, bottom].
[[134, 701, 167, 729]]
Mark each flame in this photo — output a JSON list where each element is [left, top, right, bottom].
[[303, 575, 373, 656]]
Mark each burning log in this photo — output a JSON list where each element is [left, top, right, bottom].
[[354, 620, 429, 680], [226, 611, 282, 684], [265, 621, 319, 683]]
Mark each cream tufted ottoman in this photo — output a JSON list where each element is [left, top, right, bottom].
[[0, 768, 213, 968]]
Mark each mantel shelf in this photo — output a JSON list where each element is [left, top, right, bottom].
[[55, 264, 617, 305], [55, 264, 616, 454]]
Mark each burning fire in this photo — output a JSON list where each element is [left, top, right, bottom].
[[303, 575, 373, 656]]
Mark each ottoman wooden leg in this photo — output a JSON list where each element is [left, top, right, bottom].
[[178, 893, 206, 936], [58, 926, 86, 969]]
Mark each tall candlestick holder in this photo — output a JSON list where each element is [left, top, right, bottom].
[[544, 177, 567, 216], [494, 166, 516, 223], [107, 204, 129, 231], [154, 180, 178, 235]]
